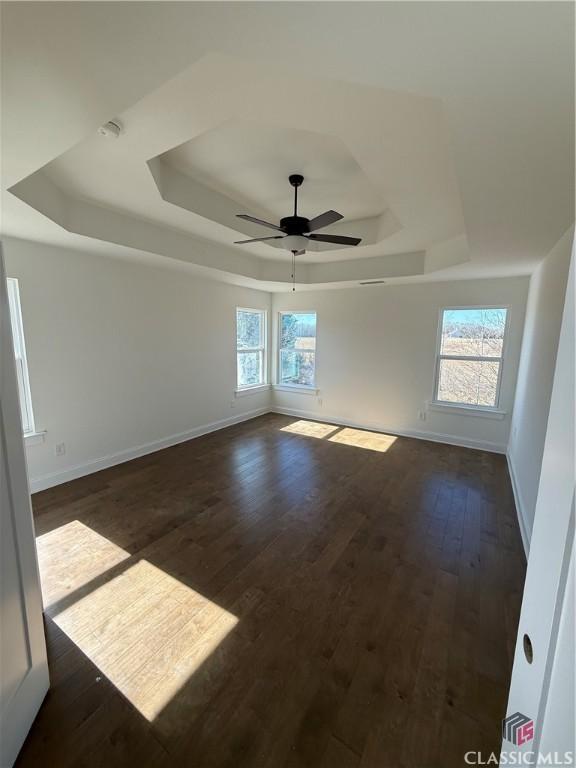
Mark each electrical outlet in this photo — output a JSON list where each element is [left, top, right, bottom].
[[55, 442, 66, 456], [230, 400, 236, 409], [418, 410, 427, 421], [317, 397, 323, 407]]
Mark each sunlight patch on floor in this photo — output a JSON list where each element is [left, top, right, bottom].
[[328, 427, 397, 452], [280, 419, 398, 452], [41, 523, 238, 721], [280, 420, 340, 439], [36, 520, 131, 608]]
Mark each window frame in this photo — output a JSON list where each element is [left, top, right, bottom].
[[7, 278, 36, 434], [277, 310, 318, 391], [432, 304, 510, 411], [236, 307, 267, 391]]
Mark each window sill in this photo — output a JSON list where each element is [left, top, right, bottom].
[[273, 384, 319, 396], [235, 384, 271, 398], [24, 430, 47, 446], [427, 401, 507, 420]]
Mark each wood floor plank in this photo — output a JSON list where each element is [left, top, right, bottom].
[[320, 737, 360, 768], [17, 413, 526, 768]]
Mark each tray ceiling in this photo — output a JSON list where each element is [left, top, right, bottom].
[[2, 2, 573, 290]]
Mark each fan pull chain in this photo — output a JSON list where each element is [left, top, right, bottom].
[[291, 250, 296, 292]]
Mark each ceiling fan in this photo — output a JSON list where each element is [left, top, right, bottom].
[[234, 174, 362, 256]]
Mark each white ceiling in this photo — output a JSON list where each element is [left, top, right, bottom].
[[1, 2, 573, 291], [163, 122, 385, 226]]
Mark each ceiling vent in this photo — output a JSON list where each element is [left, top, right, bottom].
[[359, 280, 386, 285]]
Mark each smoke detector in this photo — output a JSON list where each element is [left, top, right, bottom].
[[98, 120, 122, 139]]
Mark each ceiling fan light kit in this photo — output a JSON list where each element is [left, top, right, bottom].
[[234, 174, 362, 290], [282, 235, 308, 253]]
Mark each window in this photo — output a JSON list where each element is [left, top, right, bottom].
[[434, 307, 508, 408], [278, 311, 317, 388], [236, 308, 266, 389], [7, 278, 36, 433]]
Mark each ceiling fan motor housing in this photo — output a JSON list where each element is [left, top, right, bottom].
[[280, 216, 310, 235]]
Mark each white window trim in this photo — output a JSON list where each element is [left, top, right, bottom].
[[235, 384, 271, 397], [426, 401, 507, 420], [432, 304, 510, 412], [7, 278, 36, 435], [236, 307, 267, 391], [24, 430, 47, 446], [273, 384, 319, 396], [277, 310, 317, 390]]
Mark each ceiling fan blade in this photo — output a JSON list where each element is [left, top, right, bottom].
[[308, 234, 362, 246], [236, 214, 283, 232], [234, 236, 284, 244], [307, 210, 343, 232]]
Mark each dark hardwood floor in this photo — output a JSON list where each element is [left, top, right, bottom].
[[16, 413, 526, 768]]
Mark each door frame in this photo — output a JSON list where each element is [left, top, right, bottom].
[[0, 247, 49, 767]]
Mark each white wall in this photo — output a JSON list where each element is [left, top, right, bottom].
[[4, 235, 533, 494], [3, 237, 272, 491], [508, 227, 573, 548], [272, 276, 529, 453]]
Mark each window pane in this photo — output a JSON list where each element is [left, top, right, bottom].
[[237, 351, 263, 387], [7, 278, 35, 434], [280, 350, 315, 387], [237, 310, 262, 349], [441, 308, 507, 357], [280, 313, 316, 351], [437, 359, 500, 406], [15, 357, 32, 433]]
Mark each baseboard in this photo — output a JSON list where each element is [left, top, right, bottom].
[[28, 407, 269, 493], [506, 450, 531, 557], [271, 406, 507, 454], [29, 404, 510, 494]]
